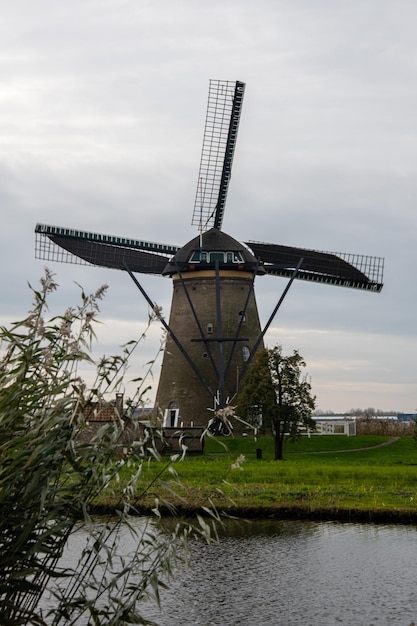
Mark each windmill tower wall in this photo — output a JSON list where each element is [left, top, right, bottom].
[[154, 269, 264, 428]]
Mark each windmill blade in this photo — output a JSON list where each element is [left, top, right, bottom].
[[247, 240, 384, 292], [35, 224, 178, 275], [191, 80, 245, 232]]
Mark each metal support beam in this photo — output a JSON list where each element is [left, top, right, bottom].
[[230, 257, 304, 396], [223, 259, 260, 383], [215, 261, 226, 408], [173, 261, 218, 379], [123, 263, 216, 401]]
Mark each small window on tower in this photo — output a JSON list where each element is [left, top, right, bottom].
[[207, 323, 213, 334], [189, 251, 208, 262], [238, 310, 246, 322], [242, 346, 250, 361]]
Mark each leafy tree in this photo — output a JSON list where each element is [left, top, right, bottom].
[[236, 349, 276, 432], [0, 270, 212, 625], [238, 345, 316, 460]]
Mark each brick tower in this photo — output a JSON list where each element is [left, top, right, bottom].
[[154, 228, 265, 428]]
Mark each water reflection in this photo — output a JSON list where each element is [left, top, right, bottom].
[[43, 517, 417, 625], [142, 519, 417, 626]]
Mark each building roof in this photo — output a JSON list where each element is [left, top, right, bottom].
[[83, 403, 121, 422], [162, 228, 265, 276]]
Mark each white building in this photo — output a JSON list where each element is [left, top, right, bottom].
[[311, 416, 356, 436]]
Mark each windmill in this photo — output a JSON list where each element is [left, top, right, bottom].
[[35, 80, 384, 429]]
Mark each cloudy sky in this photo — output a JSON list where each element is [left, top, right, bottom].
[[1, 0, 416, 413]]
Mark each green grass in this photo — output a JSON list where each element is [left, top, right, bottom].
[[98, 435, 417, 521], [204, 433, 392, 458]]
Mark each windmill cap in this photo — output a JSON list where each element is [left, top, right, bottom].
[[162, 228, 265, 276]]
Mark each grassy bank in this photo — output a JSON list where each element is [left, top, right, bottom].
[[95, 435, 417, 523]]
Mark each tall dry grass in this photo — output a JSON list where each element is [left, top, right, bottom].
[[356, 416, 414, 436], [0, 271, 213, 625]]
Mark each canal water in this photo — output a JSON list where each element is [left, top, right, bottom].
[[45, 518, 417, 625], [141, 518, 417, 626]]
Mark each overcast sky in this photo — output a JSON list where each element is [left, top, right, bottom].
[[1, 0, 416, 413]]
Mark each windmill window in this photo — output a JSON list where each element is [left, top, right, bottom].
[[190, 251, 208, 262], [189, 250, 244, 263], [238, 311, 246, 322], [202, 352, 208, 359], [242, 346, 250, 361], [164, 402, 179, 428], [207, 323, 213, 334], [210, 252, 224, 262]]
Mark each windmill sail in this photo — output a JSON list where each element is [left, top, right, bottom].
[[35, 224, 176, 275], [247, 241, 384, 292], [191, 80, 245, 232]]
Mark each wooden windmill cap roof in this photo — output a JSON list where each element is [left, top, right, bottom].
[[162, 228, 263, 275]]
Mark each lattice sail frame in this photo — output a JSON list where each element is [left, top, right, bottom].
[[35, 223, 383, 292], [247, 240, 384, 292], [35, 224, 177, 275], [192, 80, 245, 232]]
